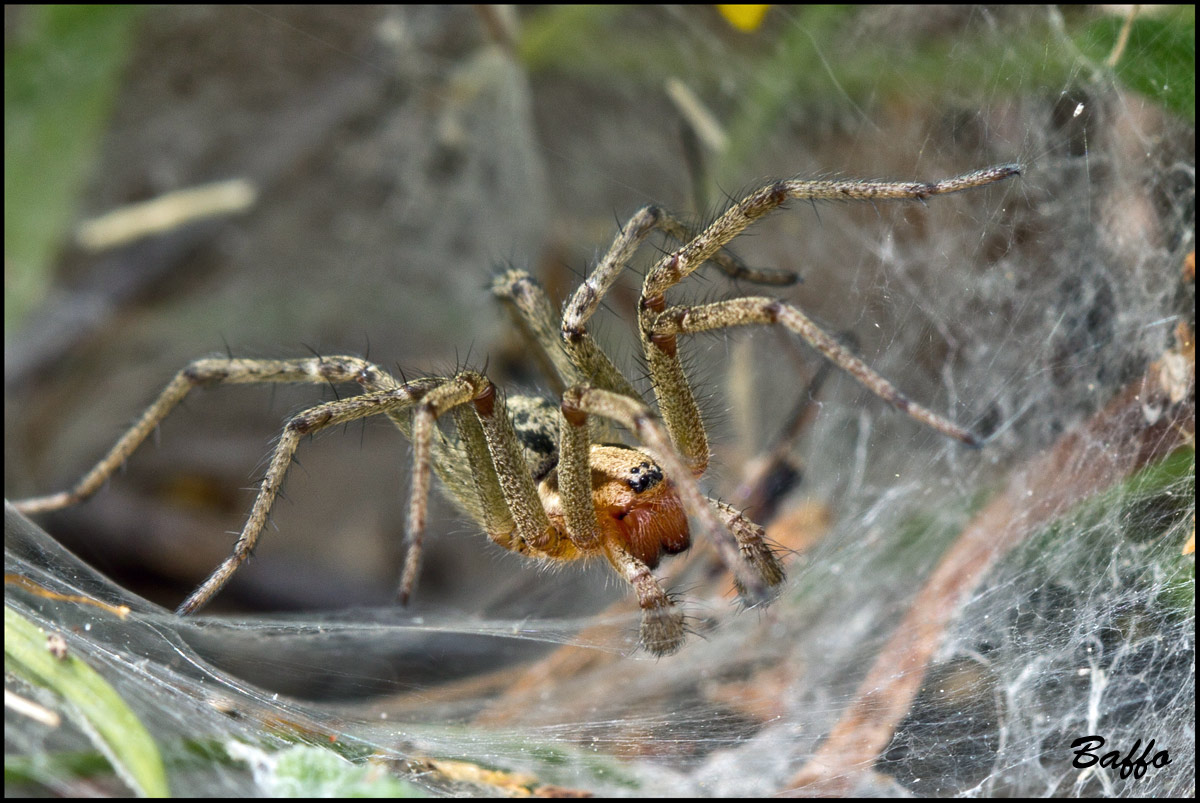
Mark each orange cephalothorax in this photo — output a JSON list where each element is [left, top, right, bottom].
[[541, 444, 690, 568]]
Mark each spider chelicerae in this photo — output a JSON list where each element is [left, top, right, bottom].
[[14, 163, 1019, 655]]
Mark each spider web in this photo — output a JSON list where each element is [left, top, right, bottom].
[[5, 6, 1194, 796]]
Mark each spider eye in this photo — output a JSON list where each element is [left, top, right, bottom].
[[626, 460, 664, 493]]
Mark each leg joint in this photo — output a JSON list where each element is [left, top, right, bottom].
[[560, 395, 588, 427], [183, 360, 226, 384], [471, 380, 497, 418], [649, 331, 678, 357], [288, 409, 330, 435], [633, 205, 663, 235]]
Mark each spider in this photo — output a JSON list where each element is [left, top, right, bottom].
[[13, 163, 1019, 655]]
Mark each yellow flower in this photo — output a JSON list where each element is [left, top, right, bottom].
[[716, 4, 770, 32]]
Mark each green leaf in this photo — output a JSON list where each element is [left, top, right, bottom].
[[4, 605, 170, 797], [4, 5, 144, 335]]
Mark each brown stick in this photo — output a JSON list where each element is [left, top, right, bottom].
[[787, 333, 1195, 795]]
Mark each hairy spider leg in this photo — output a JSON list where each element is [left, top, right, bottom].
[[539, 166, 1019, 473], [12, 356, 408, 517], [11, 355, 457, 612], [176, 376, 458, 614], [632, 166, 1020, 461], [494, 203, 799, 403], [651, 298, 981, 445]]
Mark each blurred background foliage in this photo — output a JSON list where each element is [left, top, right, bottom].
[[6, 6, 1193, 335]]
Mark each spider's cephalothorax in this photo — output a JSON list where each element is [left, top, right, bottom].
[[14, 164, 1019, 655], [467, 394, 691, 570]]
